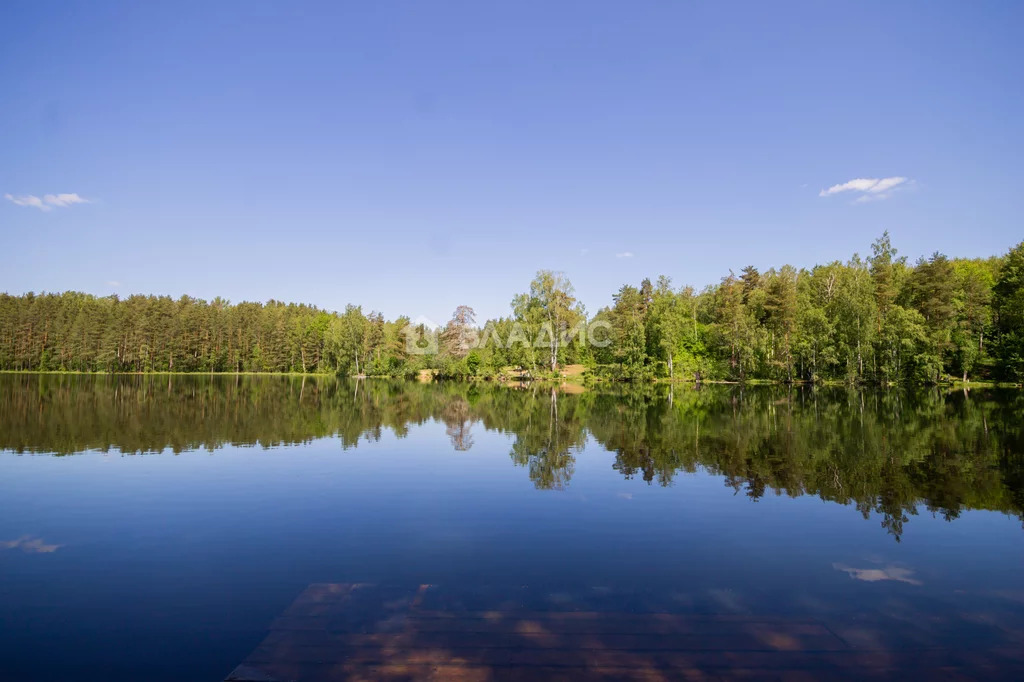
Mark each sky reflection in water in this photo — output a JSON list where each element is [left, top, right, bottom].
[[0, 375, 1022, 680]]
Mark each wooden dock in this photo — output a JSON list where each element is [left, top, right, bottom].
[[225, 583, 1024, 681]]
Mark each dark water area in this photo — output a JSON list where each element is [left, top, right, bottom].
[[1, 375, 1023, 680]]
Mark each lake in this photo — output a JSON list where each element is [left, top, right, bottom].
[[1, 374, 1023, 681]]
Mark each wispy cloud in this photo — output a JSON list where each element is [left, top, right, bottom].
[[44, 193, 89, 207], [106, 280, 121, 287], [615, 251, 634, 259], [818, 177, 909, 202], [5, 192, 91, 211], [5, 194, 48, 210], [833, 562, 921, 585], [1, 536, 60, 554]]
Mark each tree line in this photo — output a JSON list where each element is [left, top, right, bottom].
[[1, 234, 1022, 383]]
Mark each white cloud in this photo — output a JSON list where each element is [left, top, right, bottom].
[[106, 281, 121, 287], [865, 177, 907, 193], [1, 535, 60, 554], [818, 177, 909, 201], [833, 562, 921, 585], [44, 193, 89, 207], [5, 194, 49, 210], [615, 251, 634, 259], [5, 192, 91, 211]]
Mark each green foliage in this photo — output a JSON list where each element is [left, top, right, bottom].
[[587, 237, 1016, 385], [0, 238, 1019, 384], [994, 242, 1024, 381], [511, 270, 584, 373], [0, 293, 409, 376]]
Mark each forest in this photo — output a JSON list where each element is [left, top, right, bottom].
[[1, 235, 1023, 384]]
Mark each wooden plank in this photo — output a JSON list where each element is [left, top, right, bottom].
[[241, 643, 993, 668], [228, 660, 1024, 682], [405, 612, 835, 637], [229, 662, 717, 682], [262, 617, 833, 638], [247, 632, 849, 658], [266, 615, 835, 638]]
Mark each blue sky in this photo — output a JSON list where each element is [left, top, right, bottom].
[[2, 1, 1021, 323]]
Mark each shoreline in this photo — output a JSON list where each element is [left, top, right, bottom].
[[1, 369, 1018, 389]]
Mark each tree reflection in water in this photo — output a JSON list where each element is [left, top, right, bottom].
[[1, 374, 1022, 541]]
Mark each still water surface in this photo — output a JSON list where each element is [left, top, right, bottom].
[[1, 375, 1022, 680]]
